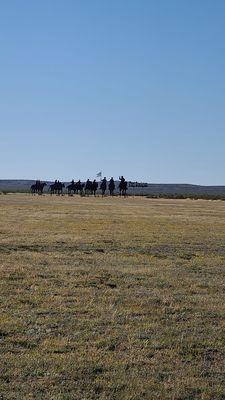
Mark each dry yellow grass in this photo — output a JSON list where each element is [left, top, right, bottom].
[[0, 194, 225, 399]]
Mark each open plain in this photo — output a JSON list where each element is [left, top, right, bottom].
[[0, 194, 225, 399]]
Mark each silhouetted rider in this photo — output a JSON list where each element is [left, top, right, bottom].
[[92, 179, 98, 196], [100, 177, 107, 196], [119, 176, 125, 184], [109, 177, 115, 195]]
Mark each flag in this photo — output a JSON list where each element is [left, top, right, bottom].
[[96, 171, 102, 178]]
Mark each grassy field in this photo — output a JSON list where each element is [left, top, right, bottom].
[[0, 194, 225, 400]]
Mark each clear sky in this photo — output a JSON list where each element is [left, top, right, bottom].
[[0, 0, 225, 184]]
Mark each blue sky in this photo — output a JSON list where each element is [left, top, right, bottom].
[[0, 0, 225, 184]]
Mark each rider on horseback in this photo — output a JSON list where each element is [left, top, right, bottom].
[[36, 180, 40, 190], [92, 179, 98, 196], [119, 176, 127, 196], [100, 177, 107, 196], [109, 177, 115, 196]]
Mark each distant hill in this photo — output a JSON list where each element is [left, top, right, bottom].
[[1, 179, 225, 198]]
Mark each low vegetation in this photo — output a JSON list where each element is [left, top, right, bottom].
[[147, 194, 225, 200], [0, 194, 225, 399]]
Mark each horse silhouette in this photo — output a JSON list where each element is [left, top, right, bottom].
[[67, 181, 76, 195], [30, 183, 37, 195], [92, 180, 98, 196], [100, 178, 107, 196], [49, 181, 65, 195], [75, 181, 85, 195], [109, 178, 115, 196], [30, 181, 47, 195], [85, 179, 93, 196], [119, 177, 128, 197], [38, 182, 47, 194]]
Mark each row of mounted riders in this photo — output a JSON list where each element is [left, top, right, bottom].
[[30, 177, 128, 196]]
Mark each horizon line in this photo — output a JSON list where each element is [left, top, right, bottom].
[[0, 178, 225, 187]]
